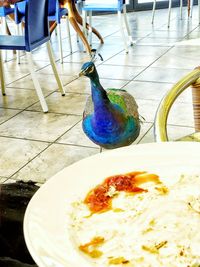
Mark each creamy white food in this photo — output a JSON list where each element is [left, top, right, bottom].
[[69, 174, 200, 267]]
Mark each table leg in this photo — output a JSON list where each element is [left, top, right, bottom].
[[66, 1, 92, 55]]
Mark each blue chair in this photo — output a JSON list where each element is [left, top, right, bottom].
[[15, 0, 72, 64], [0, 7, 15, 61], [0, 0, 65, 113], [81, 0, 133, 53]]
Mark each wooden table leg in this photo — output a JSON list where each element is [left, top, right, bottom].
[[188, 0, 191, 17], [66, 0, 92, 55]]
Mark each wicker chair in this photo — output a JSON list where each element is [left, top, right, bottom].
[[154, 67, 200, 142]]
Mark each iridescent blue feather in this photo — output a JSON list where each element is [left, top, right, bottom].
[[80, 62, 141, 149]]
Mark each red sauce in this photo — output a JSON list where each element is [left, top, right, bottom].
[[84, 171, 160, 213]]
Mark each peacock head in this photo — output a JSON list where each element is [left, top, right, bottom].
[[79, 62, 98, 80]]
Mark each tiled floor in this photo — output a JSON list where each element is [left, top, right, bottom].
[[1, 6, 199, 184]]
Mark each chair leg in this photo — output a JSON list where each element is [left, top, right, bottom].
[[190, 0, 193, 17], [88, 11, 92, 46], [82, 10, 87, 39], [151, 0, 156, 24], [2, 17, 7, 62], [180, 0, 183, 19], [26, 52, 48, 113], [16, 24, 21, 64], [75, 0, 83, 43], [82, 10, 88, 52], [46, 41, 65, 96], [167, 0, 172, 28], [198, 0, 200, 24], [118, 11, 128, 53], [0, 50, 6, 96], [57, 23, 63, 64], [66, 17, 72, 54], [123, 5, 134, 45]]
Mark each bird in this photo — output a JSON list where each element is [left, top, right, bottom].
[[79, 61, 141, 149]]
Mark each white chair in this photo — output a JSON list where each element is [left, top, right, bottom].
[[81, 0, 134, 53]]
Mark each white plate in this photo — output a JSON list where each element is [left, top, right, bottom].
[[24, 142, 200, 267]]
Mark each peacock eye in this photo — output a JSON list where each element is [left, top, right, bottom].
[[88, 66, 94, 73]]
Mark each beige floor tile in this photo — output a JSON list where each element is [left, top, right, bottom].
[[0, 108, 21, 124], [0, 137, 48, 177], [119, 45, 171, 57], [139, 127, 155, 144], [135, 67, 192, 83], [31, 46, 72, 62], [136, 98, 161, 123], [4, 58, 49, 73], [168, 101, 194, 127], [142, 125, 195, 143], [27, 92, 88, 115], [0, 111, 81, 142], [137, 37, 179, 46], [57, 121, 99, 148], [4, 71, 29, 85], [0, 88, 39, 109], [151, 50, 200, 69], [8, 73, 74, 91], [105, 54, 159, 67], [11, 143, 100, 183], [63, 51, 92, 63], [96, 64, 145, 80], [148, 30, 188, 39], [65, 77, 130, 94], [123, 81, 172, 100], [38, 62, 83, 76], [132, 122, 153, 144]]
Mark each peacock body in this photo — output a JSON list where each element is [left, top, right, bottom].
[[80, 62, 141, 149]]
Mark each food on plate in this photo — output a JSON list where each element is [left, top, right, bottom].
[[69, 171, 200, 267]]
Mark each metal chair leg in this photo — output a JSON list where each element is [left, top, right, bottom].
[[118, 11, 128, 53], [46, 41, 65, 96], [167, 0, 172, 28], [88, 11, 92, 46], [151, 0, 156, 24], [2, 17, 7, 62], [198, 0, 200, 24], [26, 51, 48, 113], [123, 5, 134, 45], [57, 23, 63, 64], [190, 0, 193, 17], [16, 24, 21, 64], [0, 50, 6, 96], [66, 17, 72, 53], [180, 0, 183, 19]]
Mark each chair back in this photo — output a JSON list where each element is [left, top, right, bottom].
[[21, 0, 50, 51], [48, 0, 59, 15], [48, 0, 62, 22], [0, 7, 14, 17], [0, 7, 6, 16]]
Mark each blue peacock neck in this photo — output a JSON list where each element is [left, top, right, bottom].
[[89, 73, 126, 135]]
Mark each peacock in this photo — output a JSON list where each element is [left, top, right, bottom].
[[79, 61, 141, 149]]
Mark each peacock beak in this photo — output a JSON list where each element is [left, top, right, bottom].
[[79, 70, 85, 77]]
